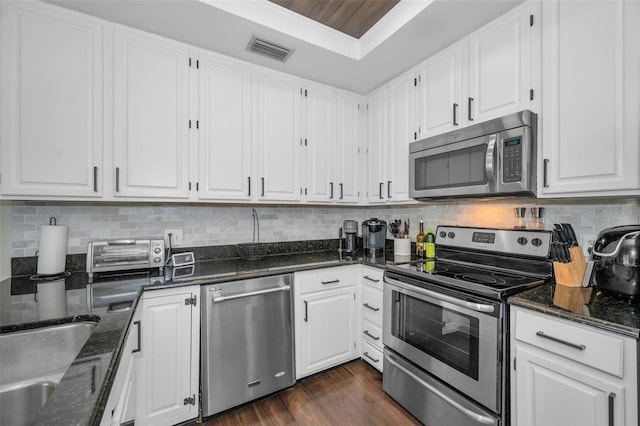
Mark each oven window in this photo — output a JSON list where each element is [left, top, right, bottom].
[[391, 290, 479, 380], [414, 144, 487, 190]]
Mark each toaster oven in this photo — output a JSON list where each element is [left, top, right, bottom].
[[86, 239, 165, 280]]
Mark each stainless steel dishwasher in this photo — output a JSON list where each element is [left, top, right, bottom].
[[201, 274, 295, 417]]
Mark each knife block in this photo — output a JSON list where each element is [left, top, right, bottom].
[[553, 246, 587, 287]]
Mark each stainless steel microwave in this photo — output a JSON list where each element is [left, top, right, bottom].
[[409, 110, 537, 200]]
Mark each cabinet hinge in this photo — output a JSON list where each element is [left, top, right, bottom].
[[530, 14, 534, 27], [530, 89, 534, 101], [185, 295, 197, 306], [183, 395, 196, 406]]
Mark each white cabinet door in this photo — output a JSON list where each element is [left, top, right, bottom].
[[366, 87, 387, 203], [304, 83, 336, 203], [514, 345, 624, 426], [335, 92, 361, 203], [387, 73, 414, 202], [421, 44, 463, 138], [0, 2, 103, 198], [112, 27, 190, 199], [298, 286, 357, 378], [256, 70, 302, 201], [135, 287, 199, 426], [540, 0, 640, 196], [197, 52, 252, 201], [467, 4, 532, 124]]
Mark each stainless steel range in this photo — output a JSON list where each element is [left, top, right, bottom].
[[383, 226, 553, 426]]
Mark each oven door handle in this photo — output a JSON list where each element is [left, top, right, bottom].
[[384, 276, 495, 313], [385, 351, 497, 425]]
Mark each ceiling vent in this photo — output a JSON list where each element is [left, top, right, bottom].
[[247, 36, 294, 62]]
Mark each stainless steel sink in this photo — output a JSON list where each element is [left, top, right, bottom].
[[0, 321, 97, 426]]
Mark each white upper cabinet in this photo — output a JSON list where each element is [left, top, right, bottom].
[[467, 3, 533, 124], [256, 69, 302, 202], [335, 92, 361, 203], [196, 51, 253, 201], [112, 27, 191, 199], [0, 2, 103, 198], [366, 87, 387, 203], [539, 0, 640, 196], [420, 44, 463, 138], [303, 83, 336, 203]]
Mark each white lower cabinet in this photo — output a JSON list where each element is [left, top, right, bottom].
[[360, 266, 384, 372], [101, 286, 200, 426], [510, 306, 637, 426], [294, 266, 358, 379]]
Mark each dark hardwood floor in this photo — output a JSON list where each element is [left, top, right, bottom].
[[202, 360, 420, 425]]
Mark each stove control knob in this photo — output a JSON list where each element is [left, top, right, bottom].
[[439, 231, 447, 238], [153, 257, 162, 264], [153, 247, 162, 254], [531, 238, 543, 247], [517, 237, 528, 246], [447, 232, 456, 239]]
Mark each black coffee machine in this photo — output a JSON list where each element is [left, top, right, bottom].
[[592, 225, 640, 300], [362, 218, 387, 259]]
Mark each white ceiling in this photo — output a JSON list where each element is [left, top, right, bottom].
[[47, 0, 524, 95]]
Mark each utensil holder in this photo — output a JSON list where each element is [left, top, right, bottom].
[[553, 246, 587, 287], [394, 238, 411, 257]]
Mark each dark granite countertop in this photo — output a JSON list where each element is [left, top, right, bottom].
[[508, 282, 640, 340], [0, 250, 388, 426]]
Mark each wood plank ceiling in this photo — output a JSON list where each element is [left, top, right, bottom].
[[268, 0, 401, 39]]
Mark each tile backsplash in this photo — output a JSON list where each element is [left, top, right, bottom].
[[10, 198, 640, 257]]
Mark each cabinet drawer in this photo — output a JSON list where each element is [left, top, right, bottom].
[[361, 267, 383, 290], [296, 267, 354, 294], [361, 284, 383, 325], [362, 319, 383, 349], [514, 308, 625, 377], [362, 340, 383, 372]]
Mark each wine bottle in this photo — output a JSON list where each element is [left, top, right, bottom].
[[416, 221, 426, 259], [425, 227, 435, 259]]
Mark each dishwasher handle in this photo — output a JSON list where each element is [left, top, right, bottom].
[[211, 285, 291, 303]]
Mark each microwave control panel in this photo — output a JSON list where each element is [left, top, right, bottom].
[[502, 137, 522, 183]]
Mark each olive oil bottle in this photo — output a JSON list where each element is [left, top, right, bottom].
[[416, 221, 426, 259]]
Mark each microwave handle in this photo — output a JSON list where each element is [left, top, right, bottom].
[[485, 134, 497, 184], [107, 240, 136, 245]]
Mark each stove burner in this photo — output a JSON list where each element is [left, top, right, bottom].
[[491, 272, 527, 282], [455, 273, 504, 285]]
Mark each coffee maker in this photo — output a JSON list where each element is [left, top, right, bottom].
[[362, 218, 387, 259], [343, 220, 358, 255]]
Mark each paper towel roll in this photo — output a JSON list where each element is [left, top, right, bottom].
[[37, 225, 68, 275], [37, 279, 67, 319]]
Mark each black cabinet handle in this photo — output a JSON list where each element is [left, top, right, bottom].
[[304, 301, 308, 322], [608, 393, 615, 426], [363, 352, 380, 363], [363, 330, 380, 340], [387, 180, 392, 198], [115, 167, 120, 192], [468, 97, 474, 121], [363, 275, 380, 283], [379, 182, 384, 199], [339, 183, 343, 200], [93, 166, 98, 192], [330, 182, 334, 199], [321, 279, 340, 285], [543, 159, 549, 188], [132, 320, 141, 353], [248, 176, 251, 197], [261, 177, 265, 196], [453, 103, 459, 126], [363, 303, 380, 312], [535, 331, 585, 350]]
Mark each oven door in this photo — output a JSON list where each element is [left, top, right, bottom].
[[383, 274, 501, 412]]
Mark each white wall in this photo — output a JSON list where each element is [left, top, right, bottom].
[[9, 198, 640, 259]]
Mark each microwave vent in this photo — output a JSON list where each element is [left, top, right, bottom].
[[247, 36, 294, 62]]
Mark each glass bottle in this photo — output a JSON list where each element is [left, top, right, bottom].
[[425, 227, 436, 259], [416, 221, 426, 259]]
